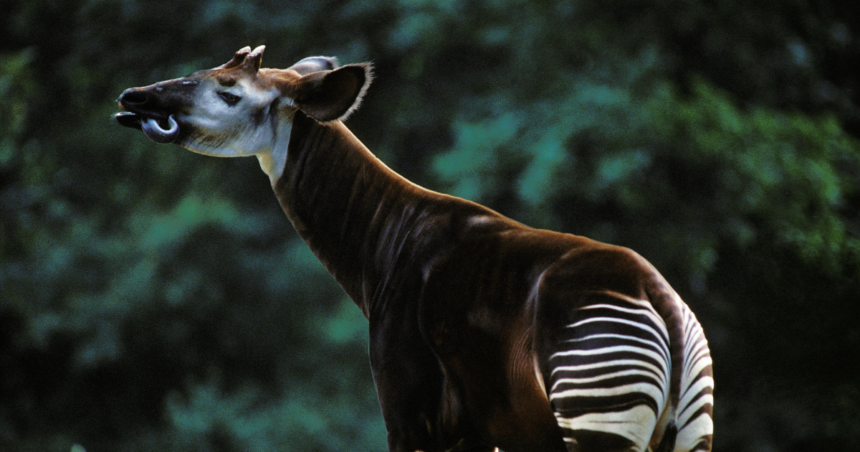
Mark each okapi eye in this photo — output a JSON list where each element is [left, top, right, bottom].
[[217, 91, 241, 106]]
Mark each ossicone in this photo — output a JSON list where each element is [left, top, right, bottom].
[[217, 45, 266, 74], [217, 46, 252, 70], [244, 45, 266, 72]]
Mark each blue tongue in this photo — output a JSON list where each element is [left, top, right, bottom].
[[141, 115, 179, 144]]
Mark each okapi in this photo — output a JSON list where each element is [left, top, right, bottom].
[[116, 46, 714, 452]]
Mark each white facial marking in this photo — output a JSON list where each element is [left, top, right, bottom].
[[176, 76, 295, 184], [256, 120, 292, 185]]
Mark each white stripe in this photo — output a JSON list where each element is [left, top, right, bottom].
[[564, 332, 670, 362], [552, 369, 669, 405], [678, 393, 714, 431], [677, 377, 714, 427], [550, 381, 667, 408], [578, 302, 669, 340], [676, 410, 714, 450], [551, 359, 665, 381], [681, 355, 713, 395], [551, 345, 669, 377], [684, 340, 710, 373], [551, 368, 665, 391], [565, 316, 668, 347], [683, 324, 706, 357], [555, 404, 658, 448]]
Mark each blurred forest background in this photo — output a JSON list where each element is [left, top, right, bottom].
[[2, 0, 859, 451]]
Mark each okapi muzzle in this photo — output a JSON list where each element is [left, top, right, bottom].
[[114, 46, 713, 452], [116, 79, 199, 143]]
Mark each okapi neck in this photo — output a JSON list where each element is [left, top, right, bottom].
[[273, 111, 434, 317]]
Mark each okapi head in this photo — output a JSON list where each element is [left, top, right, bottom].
[[116, 45, 372, 180]]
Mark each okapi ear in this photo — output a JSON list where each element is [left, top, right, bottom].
[[293, 63, 372, 122], [288, 56, 339, 76]]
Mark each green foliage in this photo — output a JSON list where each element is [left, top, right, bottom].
[[658, 80, 859, 273], [2, 1, 859, 451]]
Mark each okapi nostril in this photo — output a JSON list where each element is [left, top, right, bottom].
[[120, 89, 150, 106]]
